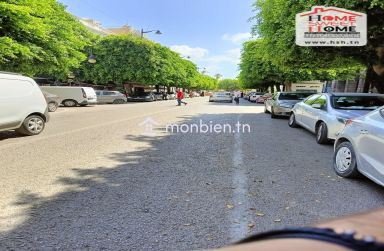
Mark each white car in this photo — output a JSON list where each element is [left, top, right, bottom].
[[333, 107, 384, 186], [209, 92, 233, 103], [40, 86, 97, 107], [249, 92, 263, 102], [0, 72, 49, 135], [167, 92, 176, 100], [289, 93, 384, 144]]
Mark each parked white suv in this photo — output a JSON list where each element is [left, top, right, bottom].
[[0, 72, 49, 135], [40, 86, 97, 107]]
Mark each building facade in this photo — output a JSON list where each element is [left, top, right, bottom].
[[79, 18, 140, 36]]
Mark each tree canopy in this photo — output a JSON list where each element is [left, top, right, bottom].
[[218, 78, 241, 91], [0, 0, 94, 79], [239, 39, 361, 90], [77, 35, 218, 90], [248, 0, 384, 92], [0, 0, 218, 90]]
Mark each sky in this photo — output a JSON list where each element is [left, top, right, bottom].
[[59, 0, 256, 79]]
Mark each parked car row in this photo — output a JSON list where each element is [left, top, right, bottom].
[[244, 92, 273, 103], [265, 91, 384, 187], [127, 91, 201, 102], [0, 72, 203, 136]]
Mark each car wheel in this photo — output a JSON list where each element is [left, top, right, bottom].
[[48, 102, 58, 112], [288, 113, 298, 128], [113, 99, 125, 104], [316, 122, 329, 144], [16, 115, 45, 136], [333, 141, 361, 178], [63, 99, 77, 107], [271, 108, 277, 119]]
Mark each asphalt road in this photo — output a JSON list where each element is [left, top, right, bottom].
[[0, 97, 383, 250]]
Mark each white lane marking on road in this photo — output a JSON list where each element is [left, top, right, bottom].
[[229, 115, 251, 242]]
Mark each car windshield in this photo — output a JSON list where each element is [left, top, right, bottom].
[[331, 96, 384, 110], [279, 93, 312, 100]]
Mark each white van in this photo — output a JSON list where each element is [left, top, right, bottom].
[[40, 86, 97, 107], [0, 72, 49, 136]]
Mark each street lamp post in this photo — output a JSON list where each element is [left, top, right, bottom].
[[198, 67, 207, 74], [88, 49, 96, 64], [141, 29, 162, 38]]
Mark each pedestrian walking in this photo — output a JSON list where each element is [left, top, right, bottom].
[[176, 89, 187, 106], [234, 90, 241, 105]]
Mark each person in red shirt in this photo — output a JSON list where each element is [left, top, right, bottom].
[[176, 89, 187, 106]]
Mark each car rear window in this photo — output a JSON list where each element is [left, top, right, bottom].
[[214, 92, 231, 96], [331, 96, 384, 110]]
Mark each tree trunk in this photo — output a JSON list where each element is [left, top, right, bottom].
[[364, 64, 384, 93], [364, 46, 384, 93]]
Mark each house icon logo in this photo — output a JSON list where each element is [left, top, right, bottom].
[[139, 117, 160, 136], [296, 6, 367, 47]]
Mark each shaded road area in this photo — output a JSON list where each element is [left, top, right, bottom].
[[0, 98, 383, 250]]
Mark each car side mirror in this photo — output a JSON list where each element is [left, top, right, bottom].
[[312, 103, 322, 109]]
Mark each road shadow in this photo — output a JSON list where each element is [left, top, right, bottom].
[[0, 113, 383, 251], [0, 131, 27, 141]]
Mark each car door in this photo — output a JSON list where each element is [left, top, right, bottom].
[[103, 91, 116, 103], [355, 109, 384, 182], [303, 95, 327, 131], [95, 91, 103, 103], [0, 78, 32, 129], [300, 94, 321, 130]]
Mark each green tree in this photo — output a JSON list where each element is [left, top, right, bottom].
[[0, 0, 94, 79], [218, 79, 241, 91], [194, 74, 218, 90], [252, 0, 384, 92], [78, 34, 208, 90]]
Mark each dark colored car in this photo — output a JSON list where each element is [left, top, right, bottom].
[[127, 92, 156, 102]]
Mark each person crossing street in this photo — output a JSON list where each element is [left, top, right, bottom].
[[176, 89, 187, 106]]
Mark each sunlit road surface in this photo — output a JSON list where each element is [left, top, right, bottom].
[[0, 97, 383, 250]]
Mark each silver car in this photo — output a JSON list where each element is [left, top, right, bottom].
[[209, 92, 233, 103], [289, 93, 384, 144], [95, 90, 127, 104], [264, 92, 314, 118], [333, 107, 384, 186]]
